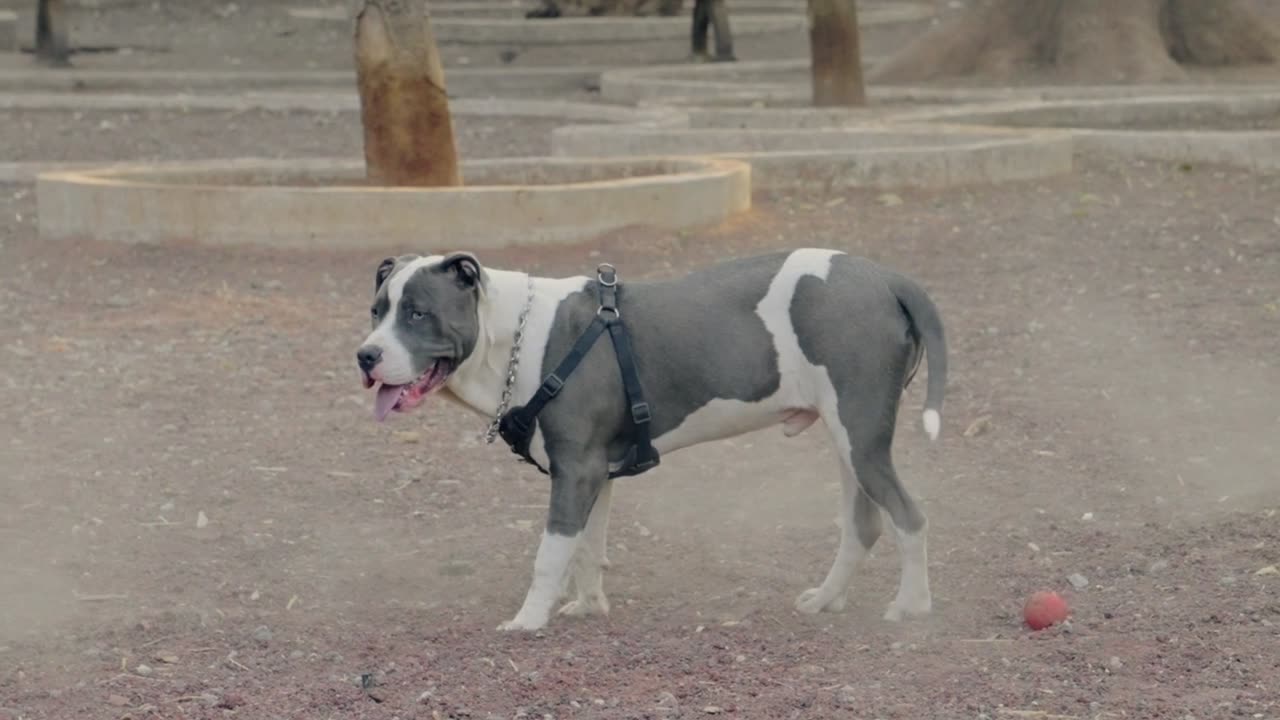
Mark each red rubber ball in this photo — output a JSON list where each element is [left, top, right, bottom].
[[1023, 590, 1069, 630]]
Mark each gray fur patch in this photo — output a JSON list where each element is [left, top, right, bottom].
[[533, 252, 789, 469]]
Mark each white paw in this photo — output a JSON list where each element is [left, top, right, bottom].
[[794, 587, 847, 614], [496, 615, 548, 632], [557, 594, 610, 617], [883, 596, 931, 622]]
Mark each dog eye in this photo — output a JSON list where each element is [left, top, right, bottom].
[[370, 307, 379, 318], [411, 310, 427, 321]]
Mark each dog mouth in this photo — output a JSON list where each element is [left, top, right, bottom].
[[367, 359, 454, 422]]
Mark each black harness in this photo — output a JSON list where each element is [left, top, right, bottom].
[[496, 264, 661, 479]]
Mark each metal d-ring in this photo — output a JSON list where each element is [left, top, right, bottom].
[[597, 263, 617, 287], [597, 305, 620, 321]]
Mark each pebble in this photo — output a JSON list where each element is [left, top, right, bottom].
[[836, 684, 858, 707], [134, 664, 153, 677], [290, 650, 305, 660], [1109, 656, 1123, 670], [1068, 573, 1089, 590], [1148, 559, 1170, 573], [107, 694, 130, 707], [656, 691, 678, 707], [393, 430, 422, 444], [196, 511, 209, 529], [1219, 576, 1237, 586], [252, 625, 273, 644]]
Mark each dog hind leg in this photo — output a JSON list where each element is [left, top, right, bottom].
[[795, 453, 882, 613]]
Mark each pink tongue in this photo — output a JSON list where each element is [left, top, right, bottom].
[[373, 384, 405, 422]]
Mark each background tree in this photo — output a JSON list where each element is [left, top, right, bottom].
[[35, 0, 71, 67], [355, 0, 462, 187], [808, 0, 865, 106], [871, 0, 1280, 85]]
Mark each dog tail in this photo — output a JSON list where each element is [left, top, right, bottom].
[[888, 273, 947, 441]]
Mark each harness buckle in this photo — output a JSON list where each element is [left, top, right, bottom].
[[542, 373, 565, 397], [596, 305, 620, 322], [597, 264, 617, 287], [630, 401, 651, 425]]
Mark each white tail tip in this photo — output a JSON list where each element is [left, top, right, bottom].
[[922, 409, 940, 441]]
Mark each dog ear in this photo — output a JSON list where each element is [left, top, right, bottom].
[[440, 252, 485, 291], [374, 257, 396, 292]]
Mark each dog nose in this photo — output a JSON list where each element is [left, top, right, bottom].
[[356, 345, 383, 372]]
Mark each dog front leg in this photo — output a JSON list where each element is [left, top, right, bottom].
[[559, 478, 613, 617], [498, 453, 605, 632]]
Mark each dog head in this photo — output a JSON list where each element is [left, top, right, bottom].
[[355, 252, 486, 421]]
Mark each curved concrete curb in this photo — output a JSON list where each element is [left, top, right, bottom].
[[553, 124, 1075, 190], [36, 156, 751, 250], [0, 66, 600, 95], [437, 14, 803, 44], [902, 93, 1280, 171]]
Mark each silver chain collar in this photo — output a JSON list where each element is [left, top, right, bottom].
[[483, 275, 536, 444]]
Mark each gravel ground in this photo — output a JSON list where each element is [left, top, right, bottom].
[[0, 108, 568, 162], [0, 0, 949, 73], [2, 147, 1278, 718]]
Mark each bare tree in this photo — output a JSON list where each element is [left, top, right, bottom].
[[808, 0, 865, 106], [355, 0, 462, 187], [872, 0, 1280, 85], [35, 0, 71, 67]]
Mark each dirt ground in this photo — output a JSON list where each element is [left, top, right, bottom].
[[2, 2, 1280, 720]]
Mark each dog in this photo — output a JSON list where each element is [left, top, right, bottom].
[[355, 248, 946, 631]]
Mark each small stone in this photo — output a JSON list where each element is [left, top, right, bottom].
[[196, 511, 209, 528], [1068, 573, 1089, 590], [159, 501, 175, 512], [1081, 512, 1094, 522], [1148, 559, 1170, 574], [134, 664, 153, 677], [963, 415, 992, 438], [1255, 565, 1278, 576], [656, 691, 678, 707], [107, 694, 130, 707], [703, 707, 723, 714], [290, 650, 305, 660], [877, 193, 903, 207], [393, 431, 421, 444], [252, 625, 272, 644], [1219, 576, 1237, 586], [1109, 656, 1123, 670], [417, 691, 435, 704], [155, 653, 179, 664], [836, 684, 858, 707]]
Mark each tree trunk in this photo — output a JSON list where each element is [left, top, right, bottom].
[[35, 0, 71, 67], [355, 0, 462, 187], [870, 0, 1279, 85], [808, 0, 866, 106]]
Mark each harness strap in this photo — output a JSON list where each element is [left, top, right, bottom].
[[497, 315, 608, 454], [496, 263, 661, 479]]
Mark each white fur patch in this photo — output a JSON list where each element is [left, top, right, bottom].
[[922, 409, 940, 442], [651, 248, 844, 455], [444, 267, 589, 470], [499, 530, 580, 631]]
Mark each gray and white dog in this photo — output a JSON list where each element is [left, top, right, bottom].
[[355, 248, 946, 632]]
